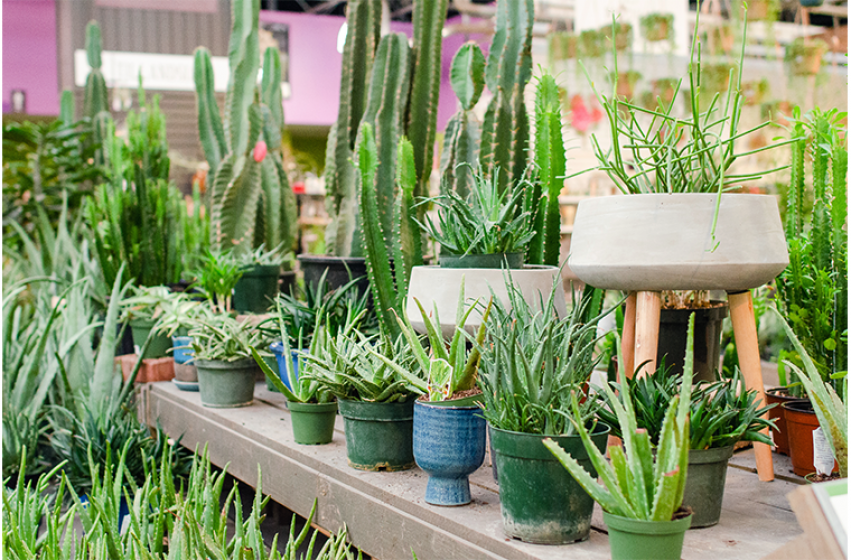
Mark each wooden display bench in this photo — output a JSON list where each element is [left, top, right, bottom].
[[141, 381, 805, 560]]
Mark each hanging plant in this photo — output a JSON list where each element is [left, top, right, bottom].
[[549, 32, 578, 62], [602, 21, 633, 52], [701, 62, 736, 94], [707, 23, 735, 54], [785, 37, 829, 75], [608, 70, 642, 100], [640, 13, 673, 43], [579, 29, 606, 59]]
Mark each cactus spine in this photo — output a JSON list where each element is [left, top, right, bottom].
[[527, 72, 566, 266], [440, 42, 485, 199], [325, 0, 382, 257], [480, 0, 534, 194], [194, 0, 297, 256]]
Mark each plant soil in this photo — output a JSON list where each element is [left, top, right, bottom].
[[806, 472, 841, 483]]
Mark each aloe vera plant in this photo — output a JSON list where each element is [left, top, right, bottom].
[[194, 0, 298, 257], [544, 314, 696, 521]]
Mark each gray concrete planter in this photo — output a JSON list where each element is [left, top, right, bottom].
[[569, 194, 789, 291], [406, 265, 566, 338]]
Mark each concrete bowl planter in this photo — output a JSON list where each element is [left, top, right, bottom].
[[681, 445, 735, 528], [406, 265, 566, 338], [337, 398, 416, 471], [490, 423, 610, 543], [569, 194, 788, 292], [413, 399, 486, 506], [195, 358, 258, 408]]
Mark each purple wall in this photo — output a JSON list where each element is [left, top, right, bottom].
[[3, 0, 60, 115]]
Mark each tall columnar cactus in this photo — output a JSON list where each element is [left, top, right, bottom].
[[83, 21, 108, 119], [526, 72, 566, 266], [439, 42, 485, 199], [194, 0, 297, 257], [325, 0, 382, 257], [357, 124, 419, 339], [480, 0, 535, 194]]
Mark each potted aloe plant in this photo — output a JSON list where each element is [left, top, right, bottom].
[[155, 293, 213, 389], [374, 288, 492, 506], [301, 327, 422, 471], [232, 244, 288, 314], [251, 317, 340, 445], [190, 315, 269, 408], [544, 315, 699, 560], [477, 282, 611, 543], [598, 362, 776, 527], [120, 285, 173, 360]]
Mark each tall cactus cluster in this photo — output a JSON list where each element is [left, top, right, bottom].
[[81, 21, 112, 167], [325, 0, 447, 258], [479, 0, 535, 194], [194, 0, 297, 257], [439, 42, 486, 199], [776, 108, 847, 395]]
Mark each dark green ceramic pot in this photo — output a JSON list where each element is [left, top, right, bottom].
[[233, 264, 281, 314], [681, 445, 734, 528], [129, 318, 171, 360], [338, 398, 415, 471]]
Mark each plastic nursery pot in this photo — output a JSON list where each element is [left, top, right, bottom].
[[195, 358, 258, 408], [657, 302, 728, 383], [297, 255, 370, 299], [603, 511, 692, 560], [129, 318, 172, 360], [413, 399, 486, 506], [782, 401, 839, 477], [490, 423, 610, 544], [287, 401, 338, 445], [765, 387, 807, 456], [171, 336, 194, 365], [268, 342, 300, 393], [438, 251, 524, 270], [681, 445, 735, 528], [233, 264, 281, 314], [337, 399, 415, 471]]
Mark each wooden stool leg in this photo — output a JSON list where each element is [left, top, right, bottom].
[[634, 291, 662, 378], [620, 292, 637, 381], [728, 290, 775, 482]]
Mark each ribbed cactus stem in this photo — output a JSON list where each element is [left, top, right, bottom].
[[480, 0, 534, 194], [59, 90, 75, 124], [786, 117, 805, 240], [83, 21, 108, 119], [395, 137, 419, 297], [358, 33, 411, 254], [194, 47, 227, 179], [225, 0, 260, 158]]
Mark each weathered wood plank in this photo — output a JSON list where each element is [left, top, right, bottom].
[[145, 382, 803, 560]]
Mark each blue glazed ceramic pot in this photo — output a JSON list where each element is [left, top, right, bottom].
[[413, 400, 486, 506], [269, 341, 301, 391], [171, 336, 194, 364]]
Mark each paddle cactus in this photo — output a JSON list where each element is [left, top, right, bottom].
[[194, 0, 297, 257], [480, 0, 534, 194], [439, 42, 485, 199], [526, 72, 566, 266]]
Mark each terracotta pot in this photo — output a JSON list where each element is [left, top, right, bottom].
[[765, 387, 806, 455], [782, 400, 839, 476], [569, 194, 789, 292]]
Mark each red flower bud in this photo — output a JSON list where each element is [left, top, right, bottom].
[[253, 140, 268, 163]]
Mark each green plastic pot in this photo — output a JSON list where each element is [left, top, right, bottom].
[[233, 264, 281, 314], [129, 318, 172, 360], [682, 445, 734, 528], [438, 252, 524, 269], [195, 358, 257, 408], [338, 398, 415, 471], [604, 511, 692, 560], [490, 423, 610, 544], [288, 401, 338, 445]]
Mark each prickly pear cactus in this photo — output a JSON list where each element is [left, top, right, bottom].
[[193, 0, 297, 256]]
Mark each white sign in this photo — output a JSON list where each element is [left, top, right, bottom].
[[74, 50, 230, 92]]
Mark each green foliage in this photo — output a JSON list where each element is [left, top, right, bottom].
[[2, 118, 105, 249], [527, 71, 566, 266], [189, 314, 270, 362], [190, 251, 244, 315], [640, 13, 674, 43], [480, 0, 534, 194], [420, 166, 535, 258], [440, 42, 486, 199], [775, 108, 847, 398], [544, 315, 696, 521], [478, 281, 607, 435], [598, 362, 775, 449], [775, 309, 847, 477], [194, 0, 298, 257]]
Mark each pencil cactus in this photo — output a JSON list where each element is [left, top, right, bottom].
[[526, 72, 566, 266], [480, 0, 534, 194], [194, 0, 297, 257], [439, 42, 485, 199]]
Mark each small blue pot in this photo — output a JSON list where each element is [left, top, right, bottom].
[[171, 336, 194, 365], [413, 400, 486, 506], [269, 342, 301, 391]]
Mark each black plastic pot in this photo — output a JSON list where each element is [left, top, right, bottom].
[[656, 302, 728, 382], [233, 264, 281, 314], [297, 255, 369, 298], [280, 270, 297, 295]]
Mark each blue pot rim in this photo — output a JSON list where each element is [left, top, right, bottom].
[[414, 399, 481, 411]]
